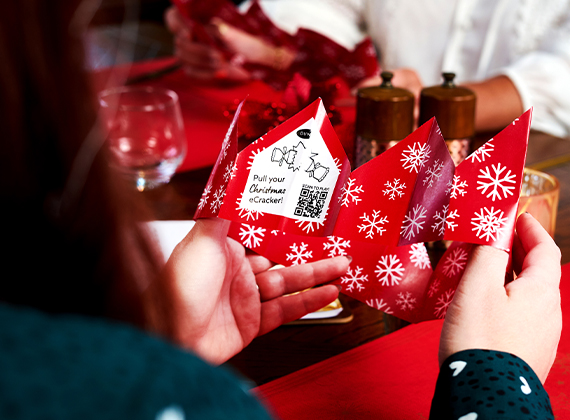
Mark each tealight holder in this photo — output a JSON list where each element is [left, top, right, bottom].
[[517, 168, 560, 237]]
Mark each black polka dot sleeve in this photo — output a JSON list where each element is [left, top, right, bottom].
[[429, 349, 554, 420]]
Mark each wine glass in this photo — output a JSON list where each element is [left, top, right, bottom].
[[99, 86, 187, 191]]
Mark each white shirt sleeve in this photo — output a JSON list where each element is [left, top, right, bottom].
[[242, 0, 367, 50], [495, 10, 570, 138], [239, 0, 570, 138]]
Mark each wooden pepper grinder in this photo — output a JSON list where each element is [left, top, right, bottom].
[[355, 72, 415, 334], [354, 71, 414, 168], [419, 72, 476, 165]]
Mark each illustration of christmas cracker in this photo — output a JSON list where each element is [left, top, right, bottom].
[[195, 98, 531, 322]]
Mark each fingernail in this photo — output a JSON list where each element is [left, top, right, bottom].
[[346, 255, 353, 263], [335, 285, 342, 292], [216, 21, 229, 36]]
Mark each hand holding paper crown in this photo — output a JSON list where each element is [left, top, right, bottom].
[[171, 0, 379, 89], [195, 99, 531, 323]]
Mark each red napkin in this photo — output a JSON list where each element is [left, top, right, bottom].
[[171, 0, 379, 89], [254, 319, 443, 419], [222, 73, 347, 145]]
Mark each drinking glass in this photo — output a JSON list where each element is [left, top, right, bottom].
[[99, 86, 187, 191], [517, 168, 560, 237]]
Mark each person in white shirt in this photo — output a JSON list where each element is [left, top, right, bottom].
[[166, 0, 570, 137]]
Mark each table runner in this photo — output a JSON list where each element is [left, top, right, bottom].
[[254, 263, 570, 419]]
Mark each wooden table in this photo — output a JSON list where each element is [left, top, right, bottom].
[[141, 129, 570, 386]]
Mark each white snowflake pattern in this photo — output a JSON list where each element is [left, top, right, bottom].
[[431, 208, 446, 236], [236, 194, 264, 221], [198, 184, 211, 211], [323, 236, 351, 257], [423, 160, 444, 187], [295, 207, 328, 233], [333, 157, 342, 171], [339, 178, 364, 207], [230, 161, 238, 179], [322, 44, 337, 58], [340, 265, 368, 292], [293, 201, 328, 234], [286, 242, 313, 265], [246, 148, 262, 170], [441, 247, 469, 277], [375, 254, 405, 286], [434, 289, 455, 319], [358, 210, 389, 239], [431, 205, 459, 236], [476, 163, 517, 201], [221, 121, 236, 160], [445, 209, 459, 232], [365, 298, 393, 314], [209, 186, 226, 212], [271, 229, 283, 236], [396, 292, 417, 311], [220, 109, 241, 159], [409, 243, 431, 269], [295, 219, 325, 234], [471, 206, 508, 241], [383, 178, 406, 200], [340, 64, 366, 80], [401, 204, 427, 240], [446, 175, 468, 199], [222, 143, 230, 160], [401, 142, 431, 173], [238, 224, 266, 249], [428, 278, 440, 298], [466, 138, 495, 163], [223, 161, 234, 182]]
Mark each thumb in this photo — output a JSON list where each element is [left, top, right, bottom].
[[189, 217, 231, 244], [165, 6, 191, 39], [212, 18, 264, 57], [456, 245, 510, 299], [168, 217, 231, 270]]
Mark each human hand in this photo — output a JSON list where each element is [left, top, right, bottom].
[[164, 6, 248, 80], [354, 68, 423, 122], [161, 217, 349, 365], [391, 68, 423, 98], [392, 68, 423, 124], [438, 213, 562, 383], [164, 7, 294, 80], [463, 75, 524, 132]]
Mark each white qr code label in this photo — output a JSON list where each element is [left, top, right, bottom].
[[240, 117, 339, 223]]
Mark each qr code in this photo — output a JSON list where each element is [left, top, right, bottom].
[[294, 188, 328, 219]]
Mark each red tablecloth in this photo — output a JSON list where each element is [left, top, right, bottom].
[[254, 263, 570, 419], [91, 57, 356, 173]]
